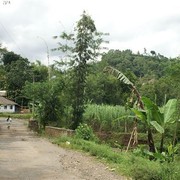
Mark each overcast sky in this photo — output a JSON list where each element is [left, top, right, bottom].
[[0, 0, 180, 65]]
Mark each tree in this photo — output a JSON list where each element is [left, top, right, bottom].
[[0, 44, 7, 62], [30, 60, 49, 82], [53, 11, 104, 129], [0, 65, 6, 90], [150, 50, 156, 56], [2, 51, 22, 66], [6, 58, 31, 103], [23, 77, 65, 129]]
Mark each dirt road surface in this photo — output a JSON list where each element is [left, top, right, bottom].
[[0, 118, 127, 180]]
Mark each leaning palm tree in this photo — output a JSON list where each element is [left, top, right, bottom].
[[103, 66, 144, 109], [103, 66, 156, 153]]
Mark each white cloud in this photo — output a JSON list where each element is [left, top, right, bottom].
[[0, 0, 180, 65]]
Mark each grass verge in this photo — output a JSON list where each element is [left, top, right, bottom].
[[0, 113, 32, 119], [52, 135, 180, 180]]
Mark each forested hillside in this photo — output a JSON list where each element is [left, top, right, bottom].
[[86, 49, 180, 106]]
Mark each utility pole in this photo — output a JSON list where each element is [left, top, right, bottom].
[[32, 73, 35, 119]]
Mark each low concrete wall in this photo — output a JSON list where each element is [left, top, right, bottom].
[[45, 126, 75, 137]]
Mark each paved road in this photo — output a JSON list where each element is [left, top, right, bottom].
[[0, 118, 73, 180], [0, 118, 126, 180]]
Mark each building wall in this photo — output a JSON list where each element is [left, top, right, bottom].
[[0, 105, 15, 113]]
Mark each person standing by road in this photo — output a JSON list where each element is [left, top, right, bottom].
[[6, 116, 12, 129]]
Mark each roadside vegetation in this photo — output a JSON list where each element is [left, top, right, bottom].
[[51, 128, 180, 180], [83, 104, 132, 132], [0, 11, 180, 180], [0, 113, 31, 119]]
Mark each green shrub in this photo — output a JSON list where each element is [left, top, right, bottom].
[[75, 123, 97, 141]]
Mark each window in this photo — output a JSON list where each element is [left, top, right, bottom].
[[4, 106, 7, 109], [10, 105, 13, 109]]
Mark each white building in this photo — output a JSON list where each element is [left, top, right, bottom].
[[0, 96, 19, 113]]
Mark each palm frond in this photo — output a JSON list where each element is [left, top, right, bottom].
[[104, 66, 144, 109], [103, 66, 133, 86]]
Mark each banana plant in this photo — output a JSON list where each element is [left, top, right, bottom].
[[133, 97, 164, 133], [132, 97, 178, 153], [159, 99, 178, 152], [104, 66, 178, 153], [132, 97, 163, 153], [104, 66, 156, 152]]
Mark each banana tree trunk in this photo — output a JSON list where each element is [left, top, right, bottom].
[[160, 133, 164, 153], [173, 121, 179, 147], [147, 128, 156, 153]]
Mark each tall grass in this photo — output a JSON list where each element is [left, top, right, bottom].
[[83, 104, 133, 132]]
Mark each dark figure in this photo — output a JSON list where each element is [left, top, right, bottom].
[[6, 116, 12, 129]]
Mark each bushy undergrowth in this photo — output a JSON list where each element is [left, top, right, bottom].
[[52, 136, 180, 180], [75, 123, 98, 141]]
